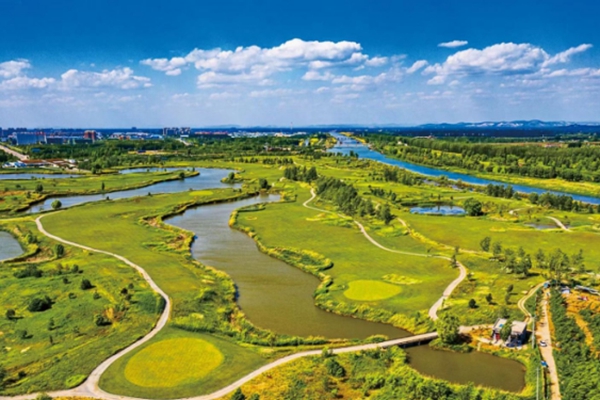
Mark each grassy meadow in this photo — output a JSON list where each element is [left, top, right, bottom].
[[0, 218, 158, 394]]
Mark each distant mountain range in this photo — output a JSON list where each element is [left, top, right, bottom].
[[416, 120, 600, 130]]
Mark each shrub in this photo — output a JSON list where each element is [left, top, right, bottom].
[[325, 358, 346, 378], [230, 388, 246, 400], [80, 279, 93, 290], [28, 296, 52, 312]]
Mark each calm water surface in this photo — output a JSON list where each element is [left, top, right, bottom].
[[0, 231, 23, 261], [410, 205, 466, 215], [405, 345, 525, 392], [25, 168, 236, 213], [331, 133, 600, 205]]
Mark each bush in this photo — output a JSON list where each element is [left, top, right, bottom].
[[325, 358, 346, 378], [230, 388, 246, 400], [28, 296, 52, 312], [55, 244, 65, 258], [80, 279, 93, 290], [5, 309, 16, 320], [51, 200, 62, 210]]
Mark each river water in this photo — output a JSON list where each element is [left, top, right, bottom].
[[330, 132, 600, 205], [0, 164, 526, 391]]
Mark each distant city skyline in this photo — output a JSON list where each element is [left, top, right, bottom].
[[1, 0, 600, 127]]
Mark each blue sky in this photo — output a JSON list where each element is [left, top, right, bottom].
[[1, 0, 600, 127]]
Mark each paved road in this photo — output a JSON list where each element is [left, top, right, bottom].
[[0, 144, 28, 161], [303, 189, 467, 321], [538, 295, 562, 400]]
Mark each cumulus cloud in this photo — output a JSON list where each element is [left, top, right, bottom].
[[0, 76, 55, 90], [141, 38, 396, 87], [0, 59, 31, 78], [302, 70, 335, 81], [438, 40, 468, 48], [424, 42, 593, 84], [60, 68, 152, 89], [249, 88, 298, 98], [407, 60, 428, 74]]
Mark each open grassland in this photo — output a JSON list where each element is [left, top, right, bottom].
[[100, 327, 267, 399], [0, 219, 158, 395], [0, 170, 195, 214]]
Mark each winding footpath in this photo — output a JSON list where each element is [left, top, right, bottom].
[[303, 189, 467, 321], [546, 216, 570, 231]]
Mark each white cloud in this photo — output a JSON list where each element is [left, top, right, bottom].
[[209, 92, 241, 100], [60, 68, 152, 89], [249, 88, 297, 98], [140, 57, 186, 76], [0, 59, 31, 78], [0, 76, 55, 90], [407, 60, 428, 74], [197, 70, 272, 88], [365, 56, 388, 67], [302, 70, 335, 81], [543, 44, 593, 66], [424, 42, 593, 84], [438, 40, 468, 48]]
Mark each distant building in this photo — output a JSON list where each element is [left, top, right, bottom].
[[15, 132, 47, 146], [84, 130, 97, 141]]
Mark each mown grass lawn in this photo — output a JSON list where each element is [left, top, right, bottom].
[[0, 219, 158, 395], [99, 327, 268, 399]]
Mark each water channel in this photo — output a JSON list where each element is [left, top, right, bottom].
[[331, 132, 600, 205], [0, 166, 526, 391]]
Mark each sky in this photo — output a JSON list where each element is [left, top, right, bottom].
[[1, 0, 600, 127]]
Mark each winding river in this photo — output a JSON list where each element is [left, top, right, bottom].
[[330, 132, 600, 205], [0, 167, 526, 391]]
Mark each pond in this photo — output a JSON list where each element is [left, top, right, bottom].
[[405, 345, 525, 392], [0, 231, 23, 261], [410, 205, 466, 216]]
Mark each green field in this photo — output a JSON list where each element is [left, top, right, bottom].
[[0, 219, 158, 394], [100, 327, 267, 399]]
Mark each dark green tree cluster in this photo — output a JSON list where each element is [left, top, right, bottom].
[[463, 198, 483, 216], [316, 177, 393, 222], [283, 165, 318, 182]]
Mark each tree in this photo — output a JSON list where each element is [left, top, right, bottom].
[[468, 299, 477, 309], [258, 178, 269, 190], [437, 313, 460, 344], [35, 183, 43, 193], [378, 204, 394, 225], [55, 244, 65, 258], [230, 388, 246, 400], [492, 242, 503, 258], [0, 364, 6, 389], [5, 309, 16, 320], [51, 200, 62, 210], [500, 320, 512, 341], [101, 182, 105, 191], [248, 394, 260, 400], [485, 293, 493, 304], [80, 279, 93, 290], [463, 198, 483, 216], [479, 236, 491, 252]]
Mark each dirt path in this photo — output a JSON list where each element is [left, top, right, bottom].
[[517, 282, 545, 323], [546, 216, 569, 231], [0, 144, 28, 161], [303, 189, 467, 321]]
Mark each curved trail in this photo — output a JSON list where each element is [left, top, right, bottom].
[[517, 282, 545, 323], [303, 189, 467, 321], [546, 216, 569, 231]]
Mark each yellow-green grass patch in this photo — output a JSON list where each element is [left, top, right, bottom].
[[344, 280, 402, 301], [124, 338, 224, 388]]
